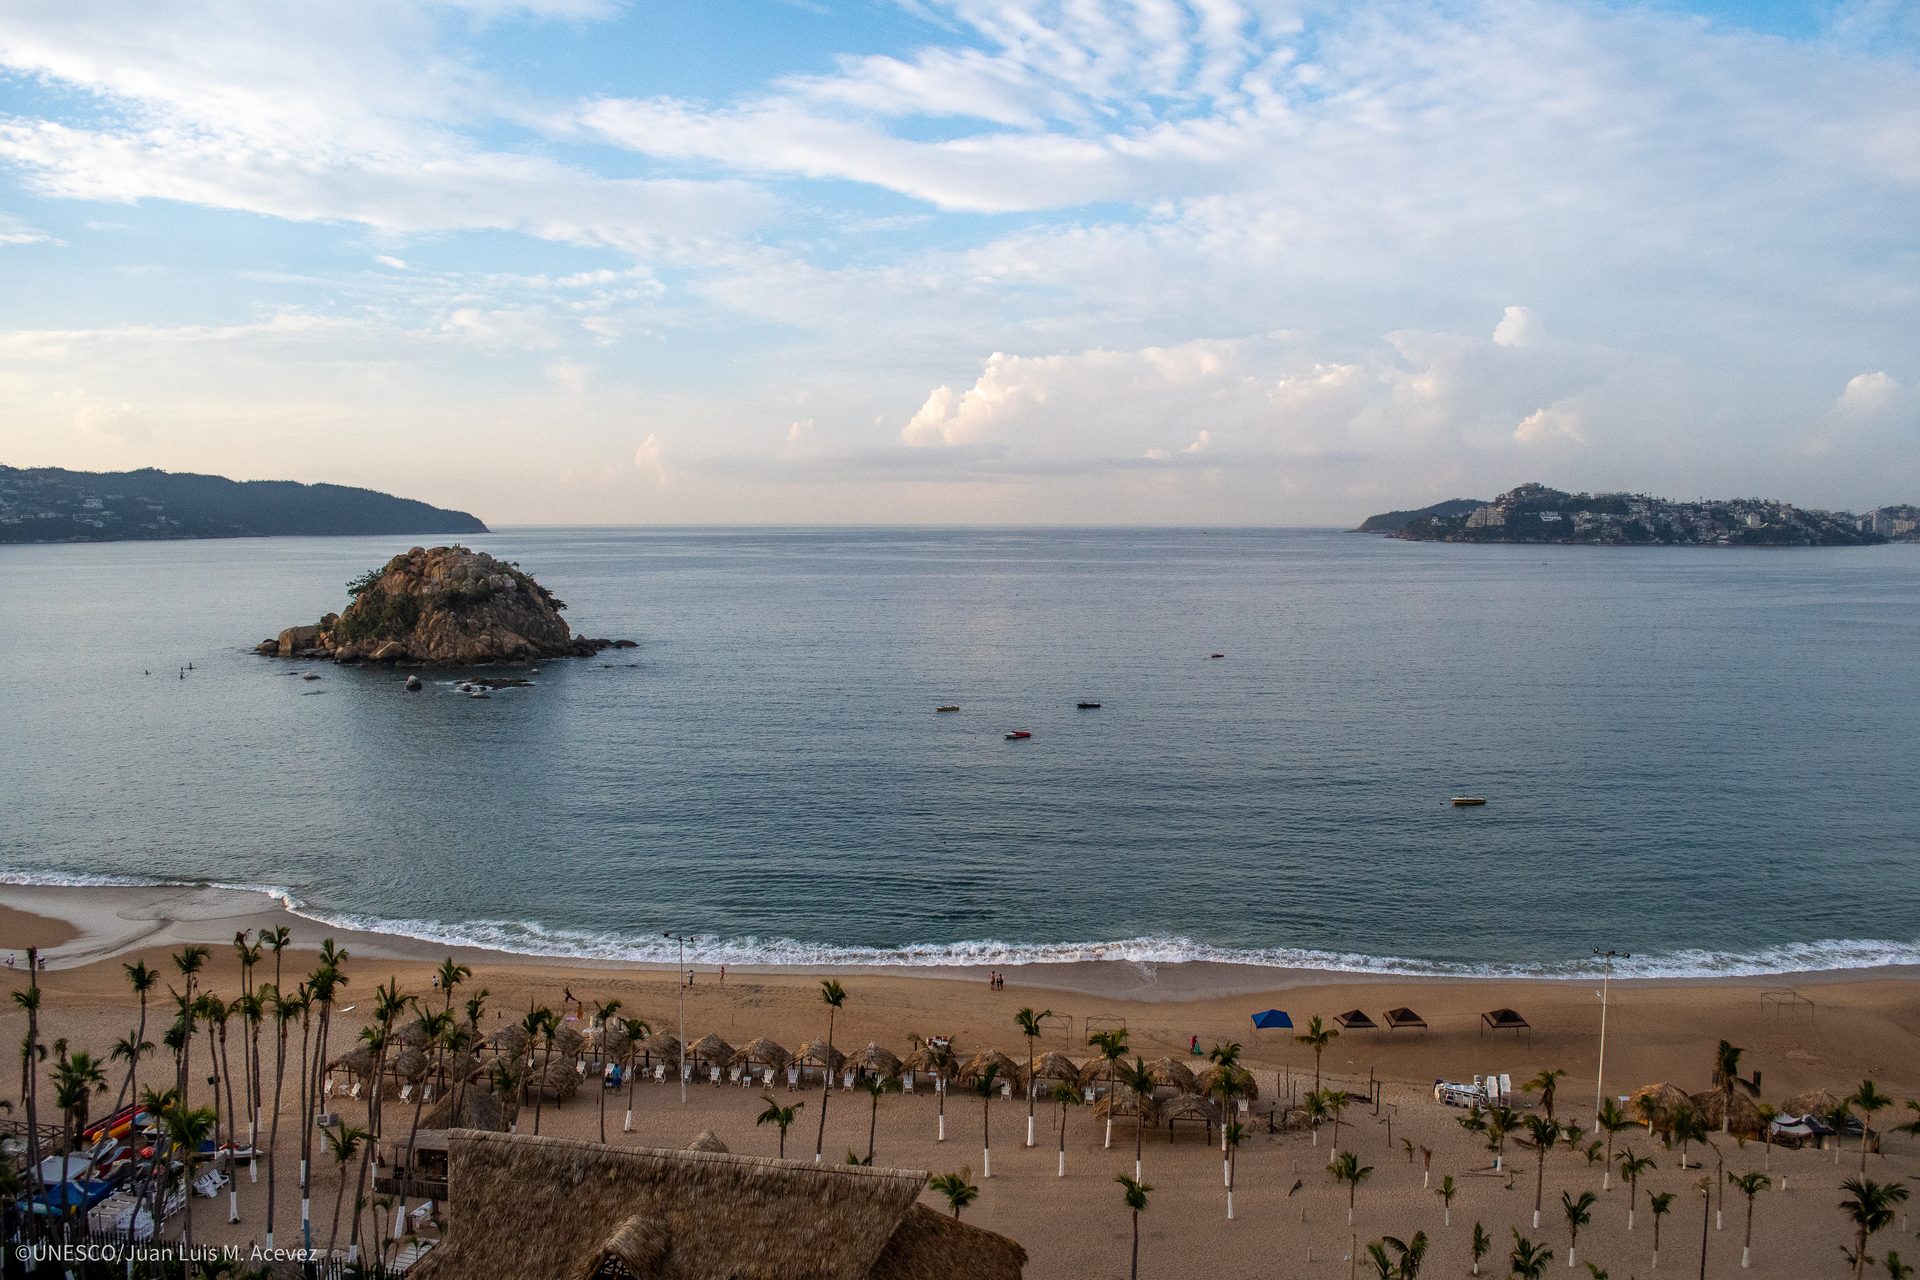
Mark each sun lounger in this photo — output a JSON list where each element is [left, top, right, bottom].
[[399, 1085, 413, 1103], [652, 1065, 666, 1083], [999, 1081, 1012, 1098], [1084, 1086, 1096, 1103], [323, 1078, 334, 1097], [193, 1169, 228, 1198], [709, 1066, 722, 1086], [728, 1066, 742, 1084], [1499, 1073, 1513, 1099], [680, 1064, 692, 1083], [842, 1069, 856, 1090], [902, 1073, 915, 1093], [422, 1083, 435, 1101], [349, 1081, 362, 1099], [786, 1065, 801, 1089]]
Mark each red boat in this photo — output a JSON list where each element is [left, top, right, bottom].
[[1004, 731, 1032, 740]]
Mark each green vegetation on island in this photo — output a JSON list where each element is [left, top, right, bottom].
[[0, 464, 487, 543], [1362, 483, 1917, 547]]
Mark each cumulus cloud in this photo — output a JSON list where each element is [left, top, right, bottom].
[[1836, 370, 1899, 414]]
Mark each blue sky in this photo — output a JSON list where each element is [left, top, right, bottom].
[[1, 0, 1915, 524]]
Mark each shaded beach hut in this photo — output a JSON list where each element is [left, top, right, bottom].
[[1028, 1052, 1081, 1087], [529, 1059, 580, 1103], [687, 1033, 736, 1075], [796, 1038, 846, 1084], [397, 1021, 433, 1051], [1384, 1007, 1428, 1032], [959, 1050, 1024, 1088], [1146, 1057, 1198, 1094], [851, 1042, 903, 1079], [584, 1021, 635, 1064], [1334, 1009, 1378, 1031], [1195, 1063, 1259, 1104], [487, 1025, 530, 1059], [900, 1042, 960, 1090], [1691, 1089, 1765, 1139], [1784, 1088, 1846, 1119], [1076, 1055, 1122, 1093], [387, 1046, 433, 1086], [328, 1045, 378, 1087], [1161, 1093, 1221, 1143], [1093, 1086, 1160, 1129], [1250, 1009, 1293, 1031], [1480, 1008, 1530, 1036], [423, 1087, 511, 1133], [729, 1037, 793, 1078], [685, 1130, 729, 1154], [1628, 1082, 1691, 1133]]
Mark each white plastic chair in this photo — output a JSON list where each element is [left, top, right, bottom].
[[708, 1066, 721, 1086], [786, 1065, 801, 1090], [902, 1073, 915, 1093], [652, 1065, 666, 1083]]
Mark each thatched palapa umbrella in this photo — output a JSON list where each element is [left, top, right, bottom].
[[1147, 1057, 1198, 1093], [488, 1024, 530, 1058], [1028, 1052, 1081, 1088], [1691, 1089, 1764, 1138], [388, 1046, 432, 1084], [1628, 1082, 1691, 1131], [645, 1033, 683, 1069], [685, 1130, 729, 1154], [851, 1042, 903, 1077], [1784, 1088, 1846, 1119], [958, 1050, 1023, 1087], [796, 1038, 846, 1077], [329, 1045, 377, 1083], [900, 1043, 959, 1081], [551, 1024, 585, 1059], [1196, 1062, 1259, 1102], [1160, 1092, 1220, 1141], [423, 1087, 511, 1132], [687, 1033, 736, 1073], [1093, 1087, 1160, 1126], [729, 1037, 793, 1073]]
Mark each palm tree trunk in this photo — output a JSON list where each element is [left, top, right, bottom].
[[328, 1163, 349, 1257], [598, 1047, 609, 1143], [1058, 1103, 1067, 1177], [982, 1095, 993, 1178], [1130, 1208, 1140, 1280], [1134, 1109, 1144, 1181], [266, 1018, 287, 1248], [813, 1008, 836, 1162]]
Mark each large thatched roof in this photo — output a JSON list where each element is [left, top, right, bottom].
[[1146, 1057, 1198, 1093], [899, 1044, 959, 1079], [489, 1025, 530, 1058], [585, 1022, 635, 1061], [1195, 1063, 1259, 1102], [329, 1045, 377, 1079], [1691, 1089, 1765, 1137], [1160, 1094, 1220, 1126], [851, 1043, 903, 1076], [686, 1130, 730, 1154], [1628, 1082, 1691, 1129], [797, 1039, 847, 1072], [551, 1025, 584, 1057], [1028, 1052, 1080, 1083], [1093, 1088, 1160, 1124], [408, 1130, 1026, 1280], [389, 1047, 432, 1083], [1076, 1056, 1119, 1090], [688, 1033, 736, 1066], [958, 1050, 1023, 1085], [1784, 1089, 1847, 1118], [731, 1037, 794, 1071], [423, 1088, 512, 1133]]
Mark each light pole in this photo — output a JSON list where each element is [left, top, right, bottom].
[[665, 932, 691, 1105], [1593, 948, 1628, 1131]]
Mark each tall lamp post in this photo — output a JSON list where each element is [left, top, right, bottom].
[[665, 932, 692, 1105], [1593, 948, 1628, 1130]]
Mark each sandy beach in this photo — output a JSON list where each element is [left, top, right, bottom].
[[4, 881, 1918, 1278]]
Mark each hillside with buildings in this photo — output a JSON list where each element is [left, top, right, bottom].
[[0, 465, 487, 543], [1370, 483, 1908, 547]]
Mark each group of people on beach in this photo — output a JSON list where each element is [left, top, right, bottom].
[[988, 970, 1006, 989]]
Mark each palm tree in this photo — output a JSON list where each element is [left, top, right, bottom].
[[620, 1016, 650, 1133], [1525, 1068, 1568, 1121], [1217, 1118, 1246, 1221], [1295, 1015, 1337, 1092], [12, 963, 46, 1203], [171, 944, 209, 1099], [265, 983, 302, 1250], [1616, 1149, 1655, 1228], [1727, 1170, 1769, 1268], [1710, 1041, 1757, 1134], [755, 1092, 804, 1158], [1051, 1080, 1082, 1178], [1366, 1233, 1428, 1280], [236, 989, 265, 1151], [929, 1169, 978, 1218], [1328, 1150, 1374, 1225], [1851, 1080, 1893, 1171], [322, 1122, 370, 1258], [1647, 1190, 1675, 1270], [107, 1029, 152, 1121], [1595, 1098, 1631, 1190], [1115, 1173, 1151, 1280], [52, 1051, 107, 1160], [1438, 1173, 1458, 1226], [1896, 1099, 1920, 1144], [1014, 1006, 1051, 1147], [1885, 1251, 1914, 1280], [163, 1099, 219, 1250], [973, 1061, 1002, 1178], [1838, 1177, 1909, 1280], [1115, 1056, 1155, 1180], [1583, 1265, 1609, 1280], [1663, 1100, 1708, 1171], [1484, 1104, 1517, 1173], [435, 958, 471, 1015], [1509, 1229, 1554, 1279], [1307, 1087, 1332, 1146], [1323, 1089, 1351, 1158], [1522, 1113, 1562, 1228], [527, 1003, 558, 1135], [590, 998, 622, 1142], [263, 925, 292, 992], [1562, 1190, 1596, 1269], [121, 959, 158, 1113], [233, 932, 262, 1136], [813, 979, 846, 1163], [405, 1009, 453, 1163], [861, 1073, 901, 1164], [1471, 1221, 1491, 1275], [203, 993, 234, 1150], [1086, 1027, 1129, 1149]]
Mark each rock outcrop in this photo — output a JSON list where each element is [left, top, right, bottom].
[[258, 545, 629, 665]]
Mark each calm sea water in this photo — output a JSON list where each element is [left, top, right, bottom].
[[2, 528, 1916, 978]]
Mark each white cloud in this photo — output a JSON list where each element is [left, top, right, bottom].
[[1513, 403, 1586, 446], [0, 213, 59, 246], [632, 432, 668, 487], [375, 255, 410, 270], [1836, 370, 1898, 414]]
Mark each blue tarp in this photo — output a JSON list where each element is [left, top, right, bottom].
[[1251, 1009, 1292, 1029]]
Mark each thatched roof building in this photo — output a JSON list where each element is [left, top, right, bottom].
[[1160, 1093, 1220, 1136], [409, 1129, 1026, 1280], [1628, 1082, 1691, 1130], [490, 1025, 531, 1058], [1093, 1088, 1160, 1125], [585, 1023, 634, 1062], [329, 1045, 378, 1081], [1146, 1057, 1197, 1093], [958, 1050, 1022, 1085], [1076, 1056, 1119, 1090], [899, 1044, 958, 1080], [1691, 1089, 1765, 1138], [797, 1039, 847, 1073], [851, 1043, 903, 1076], [1195, 1063, 1259, 1102], [423, 1088, 512, 1133], [731, 1037, 794, 1072], [688, 1033, 736, 1068], [1028, 1052, 1080, 1084], [686, 1130, 730, 1154], [1784, 1088, 1847, 1118]]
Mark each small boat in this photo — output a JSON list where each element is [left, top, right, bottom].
[[301, 673, 320, 681], [935, 705, 960, 713], [1076, 701, 1102, 709], [1208, 652, 1225, 659], [1450, 796, 1487, 807], [469, 690, 490, 700], [1004, 730, 1031, 740]]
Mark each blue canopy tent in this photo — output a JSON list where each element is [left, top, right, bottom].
[[1250, 1009, 1292, 1030]]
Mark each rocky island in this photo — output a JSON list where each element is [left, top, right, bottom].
[[259, 545, 633, 664], [1361, 483, 1914, 547]]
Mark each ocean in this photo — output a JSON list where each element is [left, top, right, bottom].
[[2, 527, 1916, 979]]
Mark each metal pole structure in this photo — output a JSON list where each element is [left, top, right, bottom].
[[665, 933, 690, 1105], [1593, 948, 1628, 1131]]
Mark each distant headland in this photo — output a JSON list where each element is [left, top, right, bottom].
[[0, 464, 487, 543], [1360, 484, 1919, 547], [260, 544, 633, 665]]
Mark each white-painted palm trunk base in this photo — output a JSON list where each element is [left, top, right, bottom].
[[1226, 1191, 1234, 1220], [228, 1189, 239, 1223], [300, 1198, 310, 1228], [623, 1109, 632, 1133], [299, 1159, 307, 1188], [937, 1115, 945, 1142], [1716, 1209, 1723, 1230], [1057, 1151, 1065, 1177], [983, 1149, 991, 1178], [1026, 1116, 1034, 1147], [1103, 1119, 1111, 1148], [394, 1203, 407, 1239], [1567, 1247, 1575, 1268], [1741, 1246, 1751, 1268], [1532, 1209, 1540, 1228]]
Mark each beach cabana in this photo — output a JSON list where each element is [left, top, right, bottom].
[[687, 1033, 736, 1074], [851, 1042, 903, 1079], [1250, 1009, 1293, 1030], [730, 1037, 793, 1077], [643, 1033, 683, 1072], [1028, 1052, 1081, 1087], [1161, 1093, 1221, 1143], [959, 1050, 1024, 1087], [1093, 1087, 1160, 1128], [685, 1130, 729, 1154], [900, 1043, 960, 1090], [1691, 1089, 1765, 1139], [388, 1047, 433, 1085], [1627, 1082, 1691, 1133], [1384, 1007, 1428, 1032], [1480, 1008, 1530, 1035], [796, 1038, 847, 1083], [1334, 1009, 1378, 1031], [1784, 1088, 1846, 1119], [550, 1025, 585, 1059], [1146, 1057, 1198, 1094], [584, 1022, 636, 1064], [406, 1129, 1028, 1280], [487, 1026, 530, 1059], [423, 1088, 511, 1133], [528, 1059, 580, 1103]]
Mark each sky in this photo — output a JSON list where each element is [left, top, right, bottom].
[[0, 0, 1916, 526]]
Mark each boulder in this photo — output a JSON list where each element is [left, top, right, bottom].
[[276, 625, 323, 657], [369, 640, 406, 662]]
